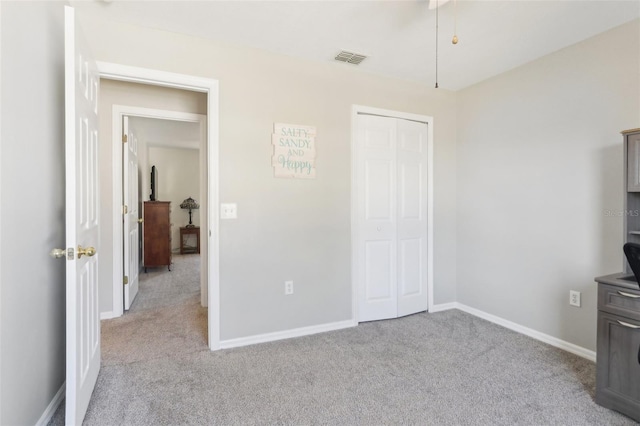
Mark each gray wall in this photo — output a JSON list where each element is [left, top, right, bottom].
[[98, 79, 206, 314], [456, 19, 640, 351], [147, 146, 200, 252], [0, 2, 66, 424], [78, 13, 459, 340]]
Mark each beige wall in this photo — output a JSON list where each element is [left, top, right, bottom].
[[80, 14, 458, 340], [457, 19, 640, 351], [98, 79, 206, 314], [1, 2, 66, 424], [148, 146, 200, 252]]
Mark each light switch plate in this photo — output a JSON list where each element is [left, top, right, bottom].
[[220, 203, 237, 219]]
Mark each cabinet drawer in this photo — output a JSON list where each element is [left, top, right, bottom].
[[596, 311, 640, 421], [599, 283, 640, 321]]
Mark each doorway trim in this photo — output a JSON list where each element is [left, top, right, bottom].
[[350, 105, 434, 322], [97, 62, 220, 350]]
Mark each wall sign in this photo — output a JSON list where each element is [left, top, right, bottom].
[[272, 123, 316, 179]]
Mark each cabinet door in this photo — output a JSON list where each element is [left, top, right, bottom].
[[596, 311, 640, 421], [627, 133, 640, 192]]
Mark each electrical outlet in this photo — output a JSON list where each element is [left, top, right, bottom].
[[570, 290, 581, 307], [284, 281, 294, 295]]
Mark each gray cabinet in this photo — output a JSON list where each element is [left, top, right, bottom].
[[595, 127, 640, 421], [621, 129, 640, 274], [628, 132, 640, 192], [596, 277, 640, 421], [622, 129, 640, 273]]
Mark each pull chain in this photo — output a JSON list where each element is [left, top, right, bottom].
[[435, 0, 439, 88], [452, 0, 459, 44]]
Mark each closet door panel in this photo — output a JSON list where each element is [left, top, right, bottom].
[[357, 115, 398, 321], [397, 119, 428, 317]]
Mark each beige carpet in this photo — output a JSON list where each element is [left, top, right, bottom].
[[130, 253, 202, 313], [103, 254, 208, 366], [49, 256, 637, 425]]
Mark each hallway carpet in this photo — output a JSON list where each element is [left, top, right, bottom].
[[50, 257, 634, 425]]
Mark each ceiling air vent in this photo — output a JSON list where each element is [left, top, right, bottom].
[[334, 50, 367, 65]]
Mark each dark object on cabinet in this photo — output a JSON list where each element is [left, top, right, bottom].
[[143, 201, 171, 272], [624, 243, 640, 288], [150, 165, 158, 201]]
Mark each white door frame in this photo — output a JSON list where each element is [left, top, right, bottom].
[[350, 105, 434, 322], [112, 106, 208, 312], [98, 62, 220, 350], [0, 1, 3, 423]]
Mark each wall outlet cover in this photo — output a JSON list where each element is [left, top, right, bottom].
[[285, 280, 294, 295], [220, 203, 237, 219], [570, 290, 581, 307]]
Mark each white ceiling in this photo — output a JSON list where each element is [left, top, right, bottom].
[[73, 0, 640, 90]]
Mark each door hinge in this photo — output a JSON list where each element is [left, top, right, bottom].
[[123, 134, 128, 143], [123, 205, 128, 214], [123, 276, 129, 285]]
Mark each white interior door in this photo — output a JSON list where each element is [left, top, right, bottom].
[[357, 115, 398, 322], [123, 116, 140, 310], [356, 114, 428, 322], [64, 6, 100, 425], [396, 119, 428, 317]]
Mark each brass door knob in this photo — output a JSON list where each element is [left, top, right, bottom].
[[138, 218, 144, 224], [78, 246, 96, 258], [50, 248, 66, 259]]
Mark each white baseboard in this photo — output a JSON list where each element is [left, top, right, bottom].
[[100, 311, 116, 320], [429, 302, 457, 313], [220, 319, 357, 349], [36, 382, 65, 426], [454, 303, 596, 362], [222, 304, 595, 362]]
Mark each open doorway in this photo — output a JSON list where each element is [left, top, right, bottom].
[[108, 111, 211, 359], [96, 64, 220, 350], [116, 108, 208, 310]]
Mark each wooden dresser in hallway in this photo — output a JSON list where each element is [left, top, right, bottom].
[[143, 201, 172, 271]]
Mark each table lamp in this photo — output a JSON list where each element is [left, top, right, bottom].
[[179, 197, 199, 228]]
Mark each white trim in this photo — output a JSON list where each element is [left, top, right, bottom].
[[426, 118, 434, 312], [199, 114, 209, 308], [100, 311, 116, 320], [0, 2, 3, 422], [97, 62, 220, 351], [429, 302, 457, 313], [97, 62, 211, 93], [454, 303, 596, 362], [114, 106, 205, 122], [220, 320, 357, 349], [350, 108, 358, 323], [35, 383, 65, 426], [110, 107, 123, 318], [350, 105, 435, 322]]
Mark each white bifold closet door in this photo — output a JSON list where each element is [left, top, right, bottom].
[[356, 114, 428, 322]]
